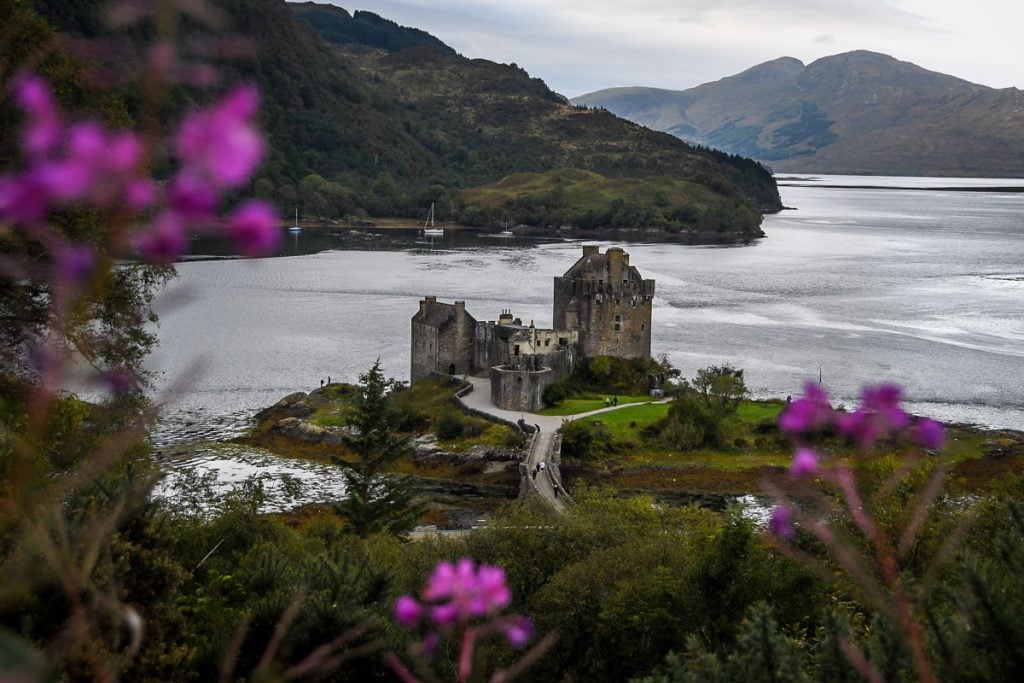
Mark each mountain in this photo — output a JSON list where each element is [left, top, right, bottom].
[[574, 51, 1024, 177], [28, 0, 781, 239]]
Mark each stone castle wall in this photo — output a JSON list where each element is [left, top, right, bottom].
[[552, 247, 655, 359]]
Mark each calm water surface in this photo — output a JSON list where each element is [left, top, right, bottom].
[[149, 175, 1024, 450]]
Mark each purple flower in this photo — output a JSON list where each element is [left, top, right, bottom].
[[394, 595, 422, 628], [136, 212, 187, 263], [769, 505, 794, 539], [501, 616, 533, 648], [226, 200, 280, 257], [422, 631, 439, 657], [14, 74, 62, 160], [789, 447, 819, 477], [124, 178, 158, 210], [56, 244, 95, 284], [779, 382, 833, 434], [422, 558, 512, 625], [861, 384, 910, 431], [168, 173, 218, 221], [837, 383, 911, 448], [0, 173, 50, 223], [913, 418, 945, 450], [175, 85, 265, 188]]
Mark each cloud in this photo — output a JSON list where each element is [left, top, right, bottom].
[[338, 1, 1022, 96]]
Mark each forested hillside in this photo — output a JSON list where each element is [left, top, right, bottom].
[[32, 0, 780, 237]]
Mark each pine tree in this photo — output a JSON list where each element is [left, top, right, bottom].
[[332, 360, 424, 537]]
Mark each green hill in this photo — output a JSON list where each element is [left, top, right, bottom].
[[287, 1, 457, 57], [30, 0, 781, 238], [574, 51, 1024, 177]]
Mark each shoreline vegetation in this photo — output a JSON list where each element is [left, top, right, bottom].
[[238, 375, 1024, 529]]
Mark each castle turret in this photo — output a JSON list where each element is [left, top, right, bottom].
[[552, 245, 655, 359]]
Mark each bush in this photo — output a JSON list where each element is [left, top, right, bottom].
[[542, 381, 569, 407], [433, 409, 465, 440], [659, 392, 725, 451], [561, 419, 611, 459]]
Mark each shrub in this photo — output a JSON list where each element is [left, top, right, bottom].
[[433, 409, 465, 440]]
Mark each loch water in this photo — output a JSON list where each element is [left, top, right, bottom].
[[148, 175, 1024, 450]]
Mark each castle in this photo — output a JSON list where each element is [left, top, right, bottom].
[[411, 246, 656, 411]]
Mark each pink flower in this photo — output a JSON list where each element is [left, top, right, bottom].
[[14, 74, 62, 160], [501, 616, 533, 648], [168, 173, 218, 220], [861, 384, 910, 431], [124, 178, 158, 210], [136, 211, 187, 263], [837, 383, 911, 448], [0, 173, 50, 223], [789, 447, 819, 477], [226, 200, 280, 257], [394, 596, 422, 628], [779, 382, 833, 434], [913, 418, 945, 450], [769, 505, 794, 539], [175, 85, 265, 188], [422, 558, 512, 625]]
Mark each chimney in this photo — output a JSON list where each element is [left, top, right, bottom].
[[420, 295, 436, 316], [498, 308, 514, 325], [582, 245, 599, 257], [455, 300, 465, 319], [607, 247, 625, 284]]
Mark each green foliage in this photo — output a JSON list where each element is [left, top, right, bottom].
[[691, 365, 748, 414], [461, 169, 766, 235], [433, 408, 466, 440], [560, 418, 611, 459], [657, 391, 726, 451], [333, 361, 424, 537], [291, 3, 458, 57], [541, 380, 569, 407]]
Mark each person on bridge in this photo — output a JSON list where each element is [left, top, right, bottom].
[[539, 461, 547, 472]]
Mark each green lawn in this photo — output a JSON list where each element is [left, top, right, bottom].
[[567, 402, 670, 440], [535, 394, 651, 416], [733, 400, 785, 424]]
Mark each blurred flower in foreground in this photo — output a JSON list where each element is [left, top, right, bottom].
[[0, 75, 279, 262], [391, 558, 552, 683]]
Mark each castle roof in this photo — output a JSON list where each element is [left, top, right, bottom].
[[412, 301, 476, 328], [561, 247, 644, 282]]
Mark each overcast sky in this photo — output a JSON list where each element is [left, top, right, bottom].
[[322, 0, 1024, 98]]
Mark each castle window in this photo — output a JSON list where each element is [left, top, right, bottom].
[[559, 337, 568, 346], [614, 314, 621, 322], [514, 345, 520, 356], [544, 338, 550, 346], [614, 322, 621, 331]]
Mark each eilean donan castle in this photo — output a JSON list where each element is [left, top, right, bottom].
[[411, 246, 655, 411]]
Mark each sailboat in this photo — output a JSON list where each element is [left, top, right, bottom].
[[288, 208, 302, 232], [422, 202, 443, 237], [499, 219, 513, 237]]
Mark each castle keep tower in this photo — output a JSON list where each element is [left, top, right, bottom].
[[552, 246, 655, 359], [410, 297, 476, 381]]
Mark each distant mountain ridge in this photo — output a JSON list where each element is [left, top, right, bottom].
[[574, 51, 1024, 177]]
